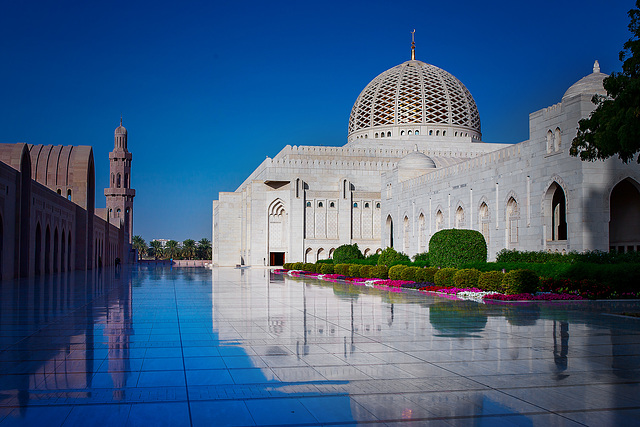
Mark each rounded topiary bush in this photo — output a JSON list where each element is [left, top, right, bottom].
[[389, 264, 407, 280], [303, 263, 315, 272], [478, 271, 505, 292], [292, 262, 304, 270], [283, 263, 291, 270], [334, 263, 349, 275], [434, 268, 457, 287], [371, 265, 389, 279], [453, 268, 481, 288], [400, 266, 421, 282], [348, 264, 361, 277], [321, 263, 335, 274], [333, 244, 364, 264], [377, 247, 410, 266], [359, 265, 372, 278], [502, 269, 540, 295], [429, 229, 487, 268]]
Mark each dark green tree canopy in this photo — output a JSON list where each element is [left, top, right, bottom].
[[571, 1, 640, 163], [332, 243, 364, 264]]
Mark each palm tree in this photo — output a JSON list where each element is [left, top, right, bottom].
[[132, 235, 147, 260], [182, 239, 196, 260], [165, 240, 179, 259], [198, 238, 212, 260], [150, 240, 163, 260]]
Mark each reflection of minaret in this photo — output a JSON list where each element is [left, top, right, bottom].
[[105, 117, 135, 244], [106, 274, 132, 400], [553, 321, 569, 377]]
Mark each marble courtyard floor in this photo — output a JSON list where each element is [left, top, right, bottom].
[[0, 266, 639, 426]]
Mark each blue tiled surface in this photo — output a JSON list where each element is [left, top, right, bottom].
[[0, 266, 639, 426]]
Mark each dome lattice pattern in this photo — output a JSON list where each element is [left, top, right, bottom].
[[348, 60, 481, 138]]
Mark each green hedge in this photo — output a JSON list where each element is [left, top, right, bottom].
[[389, 264, 407, 280], [478, 271, 505, 292], [453, 268, 481, 288], [348, 265, 361, 277], [320, 264, 335, 274], [434, 268, 457, 286], [359, 265, 372, 278], [429, 229, 487, 268], [370, 265, 389, 279], [503, 269, 540, 294], [292, 262, 304, 270], [334, 264, 350, 276], [303, 263, 315, 272], [497, 248, 640, 264], [400, 266, 421, 281]]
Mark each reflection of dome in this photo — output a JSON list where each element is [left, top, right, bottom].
[[398, 148, 437, 170], [348, 59, 481, 141], [562, 61, 607, 101]]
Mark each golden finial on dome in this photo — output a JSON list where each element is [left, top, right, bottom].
[[411, 29, 416, 60]]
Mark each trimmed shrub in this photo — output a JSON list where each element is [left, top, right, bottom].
[[283, 263, 291, 270], [503, 269, 540, 295], [453, 268, 481, 288], [434, 268, 457, 287], [478, 271, 505, 292], [370, 265, 389, 279], [400, 266, 421, 282], [303, 263, 315, 272], [359, 265, 372, 278], [429, 229, 487, 268], [333, 244, 364, 264], [334, 264, 350, 276], [320, 263, 335, 274], [316, 259, 333, 265], [292, 262, 304, 270], [377, 247, 411, 266], [389, 264, 408, 280], [365, 253, 380, 265], [422, 267, 439, 283], [349, 264, 361, 277]]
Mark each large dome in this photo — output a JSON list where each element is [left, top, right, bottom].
[[348, 60, 481, 142]]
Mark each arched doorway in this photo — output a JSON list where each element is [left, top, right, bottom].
[[455, 206, 465, 228], [386, 215, 394, 248], [418, 213, 425, 253], [479, 202, 490, 247], [35, 223, 42, 275], [403, 216, 409, 254], [45, 225, 51, 275], [435, 210, 444, 232], [545, 182, 567, 241], [609, 178, 640, 252], [61, 228, 66, 273], [268, 199, 286, 266], [67, 231, 72, 271], [506, 197, 519, 248], [53, 227, 59, 273]]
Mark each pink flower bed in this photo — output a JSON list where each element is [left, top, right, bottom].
[[436, 287, 482, 294], [484, 293, 584, 301]]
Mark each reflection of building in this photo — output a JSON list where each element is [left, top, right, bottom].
[[214, 39, 640, 265], [0, 120, 134, 278]]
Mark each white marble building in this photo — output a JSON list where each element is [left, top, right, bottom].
[[213, 47, 640, 266]]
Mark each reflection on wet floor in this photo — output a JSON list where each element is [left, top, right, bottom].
[[0, 266, 639, 426]]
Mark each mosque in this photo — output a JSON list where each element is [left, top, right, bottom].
[[0, 120, 135, 279], [212, 40, 640, 267]]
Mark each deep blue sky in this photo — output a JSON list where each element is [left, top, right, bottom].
[[0, 0, 632, 243]]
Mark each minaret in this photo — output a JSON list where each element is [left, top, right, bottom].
[[105, 117, 135, 243]]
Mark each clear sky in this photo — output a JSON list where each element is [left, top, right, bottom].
[[0, 0, 632, 243]]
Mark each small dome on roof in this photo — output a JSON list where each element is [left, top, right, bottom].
[[115, 117, 127, 135], [398, 146, 436, 170], [562, 61, 607, 101]]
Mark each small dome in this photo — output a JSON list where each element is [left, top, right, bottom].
[[115, 117, 127, 135], [562, 61, 607, 101], [398, 148, 436, 170]]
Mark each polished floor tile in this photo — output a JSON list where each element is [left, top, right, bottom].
[[0, 266, 639, 426]]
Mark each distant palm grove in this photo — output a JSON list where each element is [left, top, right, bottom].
[[132, 236, 212, 261]]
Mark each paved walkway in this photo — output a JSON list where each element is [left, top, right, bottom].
[[0, 266, 639, 426]]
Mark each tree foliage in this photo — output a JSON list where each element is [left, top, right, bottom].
[[571, 1, 640, 163], [376, 247, 410, 266], [332, 243, 364, 264], [132, 235, 146, 260]]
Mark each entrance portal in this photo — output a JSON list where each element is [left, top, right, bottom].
[[270, 252, 285, 266]]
